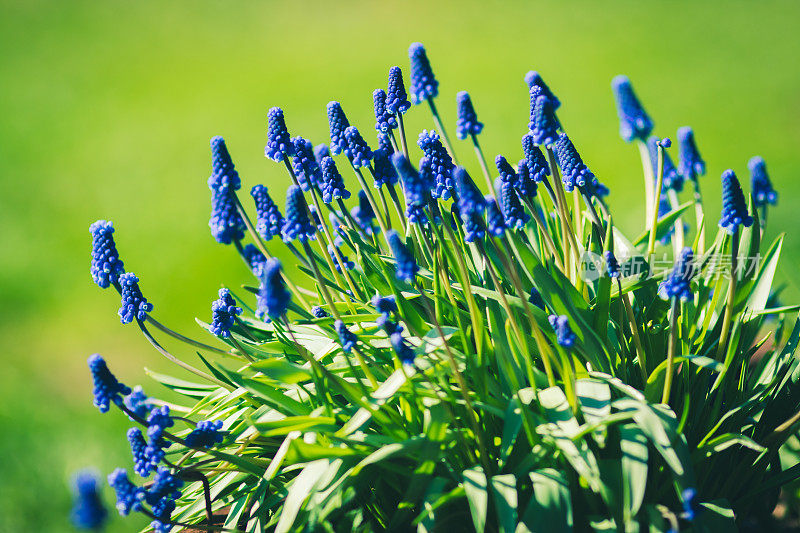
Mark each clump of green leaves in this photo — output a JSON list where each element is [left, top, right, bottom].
[[91, 46, 800, 532]]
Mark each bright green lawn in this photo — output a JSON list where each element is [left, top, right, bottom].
[[1, 1, 799, 530]]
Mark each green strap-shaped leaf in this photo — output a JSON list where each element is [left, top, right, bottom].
[[490, 474, 518, 533], [522, 469, 573, 533], [463, 467, 488, 533]]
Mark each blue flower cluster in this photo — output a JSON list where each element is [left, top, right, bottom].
[[70, 470, 108, 530], [500, 180, 530, 230], [386, 66, 411, 116], [456, 91, 483, 140], [718, 170, 753, 234], [486, 197, 506, 237], [548, 315, 576, 348], [387, 230, 418, 282], [659, 247, 696, 301], [554, 133, 597, 193], [612, 75, 653, 143], [251, 185, 284, 241], [529, 93, 559, 147], [320, 156, 351, 203], [604, 251, 620, 279], [210, 288, 242, 338], [345, 126, 373, 168], [90, 220, 125, 289], [327, 101, 351, 156], [521, 133, 551, 183], [372, 148, 399, 189], [749, 156, 777, 208], [208, 136, 245, 244], [391, 331, 416, 365], [408, 43, 438, 104], [265, 107, 294, 162], [118, 272, 153, 324], [335, 319, 358, 353], [374, 88, 397, 133], [677, 127, 705, 183], [418, 130, 455, 199], [292, 136, 322, 191], [184, 420, 225, 448], [89, 353, 132, 413], [257, 258, 291, 320], [282, 185, 317, 242], [351, 190, 376, 233], [525, 71, 560, 109]]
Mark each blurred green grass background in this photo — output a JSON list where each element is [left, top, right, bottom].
[[1, 0, 798, 530]]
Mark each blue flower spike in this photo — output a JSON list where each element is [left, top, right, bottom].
[[118, 273, 153, 324], [257, 259, 292, 321], [409, 42, 438, 105], [251, 185, 284, 241], [659, 247, 696, 301], [372, 148, 399, 189], [326, 101, 351, 156], [391, 331, 416, 365], [749, 156, 777, 208], [548, 315, 576, 348], [107, 469, 144, 516], [210, 288, 242, 338], [386, 66, 412, 115], [88, 354, 131, 413], [335, 319, 358, 353], [719, 170, 753, 234], [291, 136, 322, 191], [611, 75, 653, 142], [265, 107, 295, 162], [677, 127, 705, 183], [529, 94, 559, 147], [185, 420, 224, 448], [387, 230, 419, 283], [501, 180, 530, 229], [344, 126, 373, 168], [281, 185, 316, 242], [70, 470, 108, 530], [373, 89, 397, 133], [90, 220, 125, 289], [605, 251, 620, 279], [320, 156, 351, 203], [456, 91, 483, 140], [554, 133, 597, 192], [486, 196, 506, 237], [522, 133, 551, 183]]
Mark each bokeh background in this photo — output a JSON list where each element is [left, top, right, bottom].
[[1, 0, 799, 530]]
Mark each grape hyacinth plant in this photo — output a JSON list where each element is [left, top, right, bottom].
[[87, 43, 800, 532]]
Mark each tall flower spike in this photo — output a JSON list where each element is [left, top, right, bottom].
[[70, 470, 108, 530], [123, 385, 151, 420], [549, 315, 576, 348], [344, 126, 373, 168], [554, 133, 596, 192], [501, 180, 530, 229], [257, 259, 291, 320], [515, 159, 538, 198], [210, 288, 242, 338], [209, 136, 241, 192], [486, 196, 506, 237], [659, 247, 696, 300], [145, 467, 183, 533], [393, 153, 428, 207], [495, 155, 517, 185], [264, 107, 294, 161], [462, 211, 486, 243], [88, 354, 131, 413], [677, 127, 705, 183], [611, 75, 654, 143], [107, 469, 144, 516], [391, 331, 416, 365], [145, 405, 173, 469], [320, 156, 351, 203], [326, 101, 350, 156], [281, 185, 316, 242], [455, 167, 486, 215], [456, 91, 483, 140], [372, 148, 399, 188], [291, 136, 321, 191], [749, 156, 777, 207], [719, 170, 753, 234], [373, 89, 397, 133], [351, 190, 376, 233], [118, 272, 153, 324], [524, 71, 561, 109], [417, 155, 444, 201], [529, 94, 560, 147], [387, 230, 419, 282], [208, 168, 245, 245], [335, 320, 358, 353], [605, 251, 620, 279], [521, 133, 551, 183], [386, 66, 412, 115], [185, 420, 224, 448], [127, 427, 151, 477], [417, 130, 455, 199], [408, 42, 438, 105], [90, 220, 125, 289], [647, 136, 683, 192], [250, 185, 284, 241]]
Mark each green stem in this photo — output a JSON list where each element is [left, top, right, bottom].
[[716, 231, 740, 361], [471, 133, 495, 192], [427, 97, 458, 164], [662, 299, 680, 404], [646, 144, 665, 258]]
